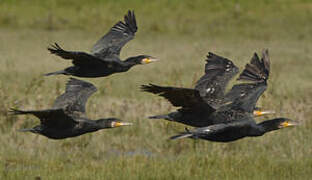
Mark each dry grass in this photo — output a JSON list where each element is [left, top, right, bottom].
[[1, 0, 312, 179], [0, 29, 311, 180]]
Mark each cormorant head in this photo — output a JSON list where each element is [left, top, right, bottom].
[[125, 55, 158, 66], [96, 118, 133, 129], [258, 118, 298, 133], [275, 118, 299, 129]]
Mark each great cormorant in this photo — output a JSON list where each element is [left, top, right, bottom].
[[142, 51, 274, 128], [147, 49, 297, 142], [45, 10, 158, 78], [9, 78, 132, 139]]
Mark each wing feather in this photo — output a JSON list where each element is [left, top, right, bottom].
[[226, 49, 270, 113], [195, 52, 239, 108], [141, 84, 215, 113], [91, 10, 137, 58], [9, 108, 77, 129], [53, 78, 97, 117]]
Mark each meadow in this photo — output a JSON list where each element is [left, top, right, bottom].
[[0, 0, 312, 179]]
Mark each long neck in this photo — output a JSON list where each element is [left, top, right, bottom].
[[123, 57, 140, 68], [253, 119, 280, 136], [95, 119, 113, 129]]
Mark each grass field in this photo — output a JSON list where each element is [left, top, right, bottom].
[[1, 0, 312, 179]]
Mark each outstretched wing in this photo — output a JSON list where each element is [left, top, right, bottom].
[[226, 83, 267, 113], [141, 84, 215, 114], [237, 49, 270, 82], [225, 49, 270, 113], [9, 108, 77, 129], [195, 52, 239, 108], [48, 43, 119, 67], [53, 78, 97, 117], [91, 10, 137, 59]]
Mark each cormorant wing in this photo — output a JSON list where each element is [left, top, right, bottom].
[[224, 49, 270, 114], [53, 78, 97, 117], [9, 108, 77, 129], [91, 10, 137, 59], [226, 83, 267, 113], [237, 50, 270, 82], [48, 43, 120, 67], [141, 84, 215, 114], [195, 52, 239, 108]]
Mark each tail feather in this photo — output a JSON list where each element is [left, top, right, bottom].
[[170, 132, 193, 140], [44, 70, 66, 76], [148, 114, 171, 120], [141, 84, 164, 94], [238, 49, 270, 83], [9, 108, 32, 115], [18, 128, 35, 132]]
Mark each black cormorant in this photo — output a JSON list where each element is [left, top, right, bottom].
[[45, 10, 158, 78], [9, 78, 132, 139], [147, 49, 297, 142], [142, 51, 274, 128], [170, 117, 297, 142]]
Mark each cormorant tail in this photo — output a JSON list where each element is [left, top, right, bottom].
[[9, 108, 33, 115], [148, 114, 171, 120], [18, 128, 36, 133], [44, 70, 67, 76], [170, 132, 193, 140], [170, 128, 193, 140]]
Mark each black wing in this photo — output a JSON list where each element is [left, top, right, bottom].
[[9, 108, 77, 129], [141, 84, 215, 114], [48, 43, 120, 67], [225, 49, 270, 113], [226, 83, 267, 113], [237, 49, 270, 82], [195, 52, 239, 108], [53, 78, 97, 117], [91, 10, 137, 59]]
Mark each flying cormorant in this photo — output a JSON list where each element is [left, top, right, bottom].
[[10, 78, 132, 139], [142, 51, 274, 128], [45, 10, 158, 78], [144, 49, 297, 142], [170, 50, 297, 142]]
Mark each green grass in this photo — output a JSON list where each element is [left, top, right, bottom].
[[1, 0, 312, 179]]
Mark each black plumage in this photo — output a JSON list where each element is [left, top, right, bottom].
[[170, 118, 297, 142], [9, 78, 132, 139], [194, 52, 239, 108], [46, 10, 158, 78], [142, 51, 273, 127], [143, 50, 297, 142]]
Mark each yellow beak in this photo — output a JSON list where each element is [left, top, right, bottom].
[[114, 122, 133, 127], [253, 110, 275, 117], [280, 121, 298, 128], [142, 57, 158, 64]]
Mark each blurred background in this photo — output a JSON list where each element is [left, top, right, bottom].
[[0, 0, 312, 179]]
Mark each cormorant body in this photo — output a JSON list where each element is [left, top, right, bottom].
[[46, 10, 157, 78], [10, 78, 132, 139], [143, 50, 297, 142]]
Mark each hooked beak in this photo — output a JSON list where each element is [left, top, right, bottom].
[[253, 110, 275, 117], [113, 122, 133, 127], [279, 120, 299, 128], [141, 57, 159, 64]]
